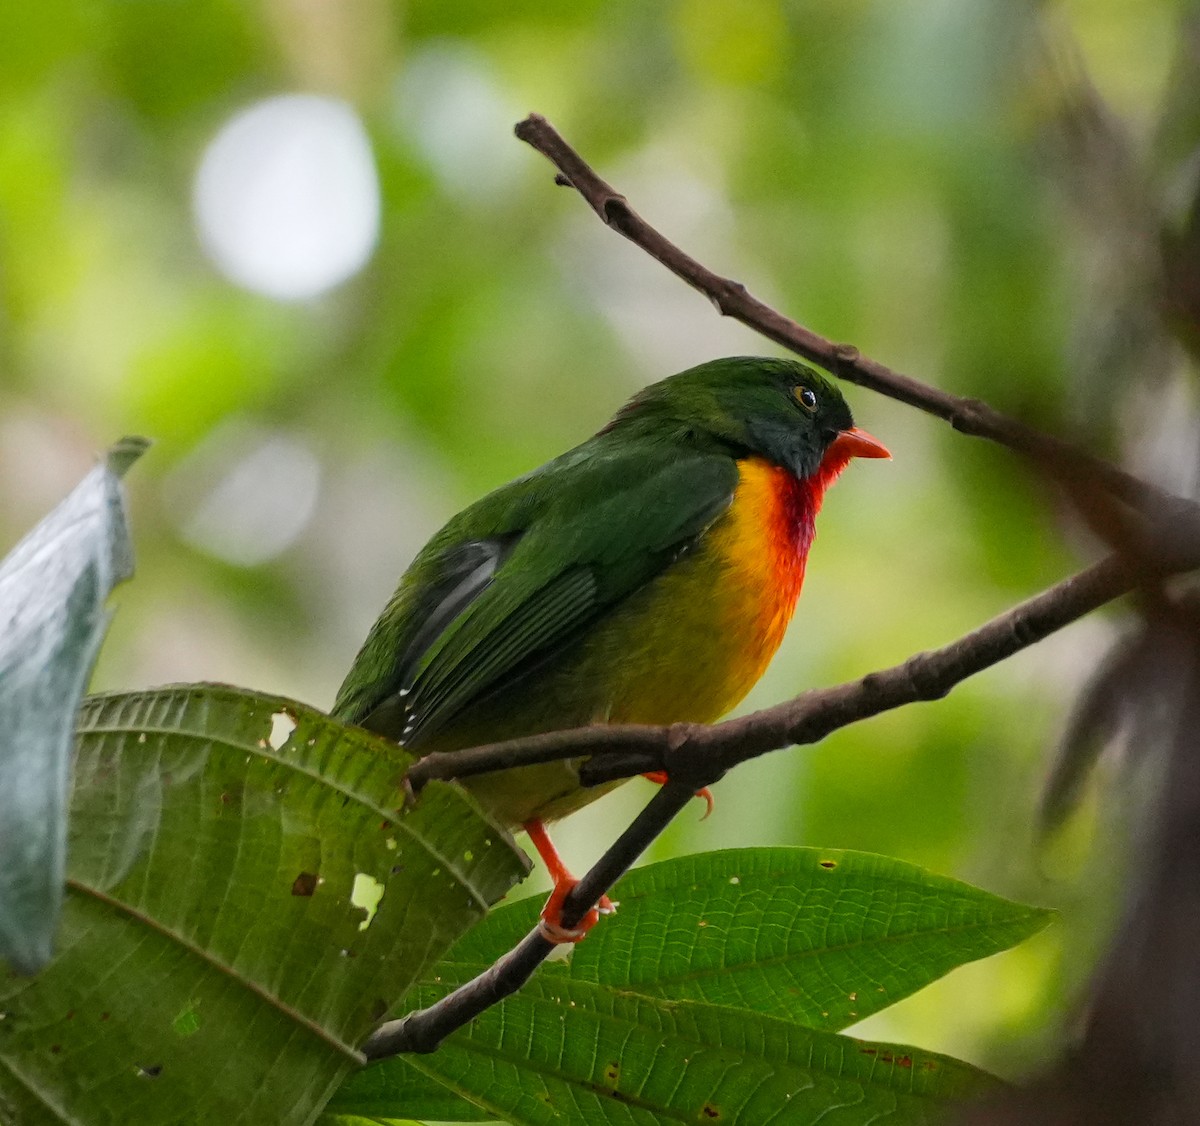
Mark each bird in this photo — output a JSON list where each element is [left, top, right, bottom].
[[333, 356, 889, 941]]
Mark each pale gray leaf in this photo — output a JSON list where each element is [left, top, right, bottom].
[[0, 436, 147, 973]]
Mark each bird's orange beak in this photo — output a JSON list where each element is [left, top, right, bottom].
[[829, 426, 891, 460]]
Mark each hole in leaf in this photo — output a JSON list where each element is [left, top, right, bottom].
[[351, 872, 385, 930], [292, 872, 319, 897], [268, 710, 297, 750]]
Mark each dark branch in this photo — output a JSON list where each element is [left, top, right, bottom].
[[513, 112, 1170, 514], [407, 721, 670, 789]]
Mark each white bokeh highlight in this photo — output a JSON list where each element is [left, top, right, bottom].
[[393, 43, 525, 202], [168, 423, 322, 566], [194, 94, 381, 301]]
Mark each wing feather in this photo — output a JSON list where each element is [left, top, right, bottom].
[[335, 443, 738, 746], [402, 568, 597, 744]]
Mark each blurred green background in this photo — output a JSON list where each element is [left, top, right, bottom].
[[2, 0, 1195, 1088]]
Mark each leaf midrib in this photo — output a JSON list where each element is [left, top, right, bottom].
[[66, 879, 366, 1065], [443, 904, 1047, 992], [0, 1052, 89, 1126], [607, 905, 1050, 989]]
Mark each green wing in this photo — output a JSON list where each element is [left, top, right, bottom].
[[332, 441, 737, 747]]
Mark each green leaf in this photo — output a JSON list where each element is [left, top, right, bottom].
[[324, 1117, 428, 1126], [324, 1053, 495, 1122], [347, 974, 999, 1125], [0, 437, 147, 975], [0, 686, 528, 1125], [330, 848, 1044, 1121], [441, 847, 1053, 1030]]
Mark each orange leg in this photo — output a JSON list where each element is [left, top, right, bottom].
[[642, 771, 715, 819], [523, 820, 615, 944]]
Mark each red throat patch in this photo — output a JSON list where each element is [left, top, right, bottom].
[[761, 448, 857, 621]]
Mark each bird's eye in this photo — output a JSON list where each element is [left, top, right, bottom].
[[794, 386, 818, 413]]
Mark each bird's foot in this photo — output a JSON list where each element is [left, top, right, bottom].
[[537, 878, 616, 944], [523, 819, 616, 945], [642, 771, 715, 819]]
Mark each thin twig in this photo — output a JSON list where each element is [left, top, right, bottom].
[[513, 112, 1170, 513], [407, 722, 668, 789]]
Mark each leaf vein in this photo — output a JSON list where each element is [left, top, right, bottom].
[[65, 878, 365, 1066]]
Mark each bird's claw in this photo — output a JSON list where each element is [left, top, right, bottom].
[[642, 771, 715, 819], [537, 878, 617, 944]]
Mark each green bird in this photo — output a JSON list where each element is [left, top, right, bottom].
[[333, 356, 888, 939]]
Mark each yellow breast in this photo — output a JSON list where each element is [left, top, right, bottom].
[[566, 456, 813, 726]]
